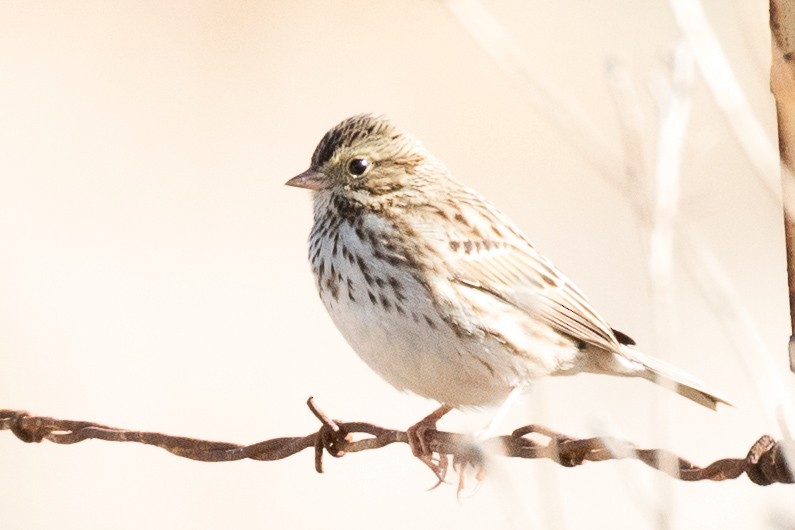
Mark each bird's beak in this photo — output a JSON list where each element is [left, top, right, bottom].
[[285, 168, 325, 190]]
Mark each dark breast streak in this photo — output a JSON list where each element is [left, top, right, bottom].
[[309, 192, 433, 317]]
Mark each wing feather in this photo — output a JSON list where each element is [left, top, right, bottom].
[[410, 191, 622, 353], [446, 238, 620, 353]]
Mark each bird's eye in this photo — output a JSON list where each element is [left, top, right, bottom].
[[347, 158, 370, 177]]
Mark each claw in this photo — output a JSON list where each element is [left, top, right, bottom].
[[406, 405, 452, 480], [453, 454, 487, 499]]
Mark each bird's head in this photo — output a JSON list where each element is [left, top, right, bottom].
[[286, 114, 441, 202]]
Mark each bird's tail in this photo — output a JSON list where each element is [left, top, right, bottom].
[[619, 347, 733, 410]]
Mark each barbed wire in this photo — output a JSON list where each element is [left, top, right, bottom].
[[1, 398, 792, 487]]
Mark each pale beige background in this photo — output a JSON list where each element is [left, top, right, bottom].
[[1, 1, 792, 528]]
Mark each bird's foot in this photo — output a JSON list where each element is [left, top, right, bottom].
[[407, 405, 452, 481], [452, 454, 487, 498]]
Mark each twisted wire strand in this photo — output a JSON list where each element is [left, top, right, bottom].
[[1, 398, 791, 486]]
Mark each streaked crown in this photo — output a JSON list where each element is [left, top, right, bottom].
[[311, 114, 406, 168]]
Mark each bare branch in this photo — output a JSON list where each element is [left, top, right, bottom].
[[1, 399, 791, 486], [771, 0, 795, 374]]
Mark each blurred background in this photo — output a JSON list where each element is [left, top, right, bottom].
[[1, 1, 793, 528]]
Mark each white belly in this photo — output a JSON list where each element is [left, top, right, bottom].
[[311, 214, 574, 407]]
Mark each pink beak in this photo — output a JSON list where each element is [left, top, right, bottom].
[[285, 168, 325, 190]]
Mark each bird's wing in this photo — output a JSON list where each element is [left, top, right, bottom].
[[408, 189, 622, 353], [448, 239, 620, 352]]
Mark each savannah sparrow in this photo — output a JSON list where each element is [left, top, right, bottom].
[[287, 114, 729, 470]]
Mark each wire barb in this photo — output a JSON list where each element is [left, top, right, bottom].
[[0, 405, 791, 486]]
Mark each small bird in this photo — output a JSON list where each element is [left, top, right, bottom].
[[286, 114, 730, 473]]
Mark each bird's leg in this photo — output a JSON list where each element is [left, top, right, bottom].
[[440, 387, 523, 492], [407, 404, 452, 478], [474, 386, 523, 441]]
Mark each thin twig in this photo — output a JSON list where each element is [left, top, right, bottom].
[[668, 0, 780, 202], [646, 43, 695, 525], [1, 402, 791, 486], [442, 0, 623, 184]]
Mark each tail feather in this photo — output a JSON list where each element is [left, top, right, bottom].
[[620, 347, 733, 410]]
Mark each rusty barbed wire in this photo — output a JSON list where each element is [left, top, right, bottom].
[[1, 398, 792, 486]]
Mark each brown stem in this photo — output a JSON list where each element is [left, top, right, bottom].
[[771, 0, 795, 372]]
